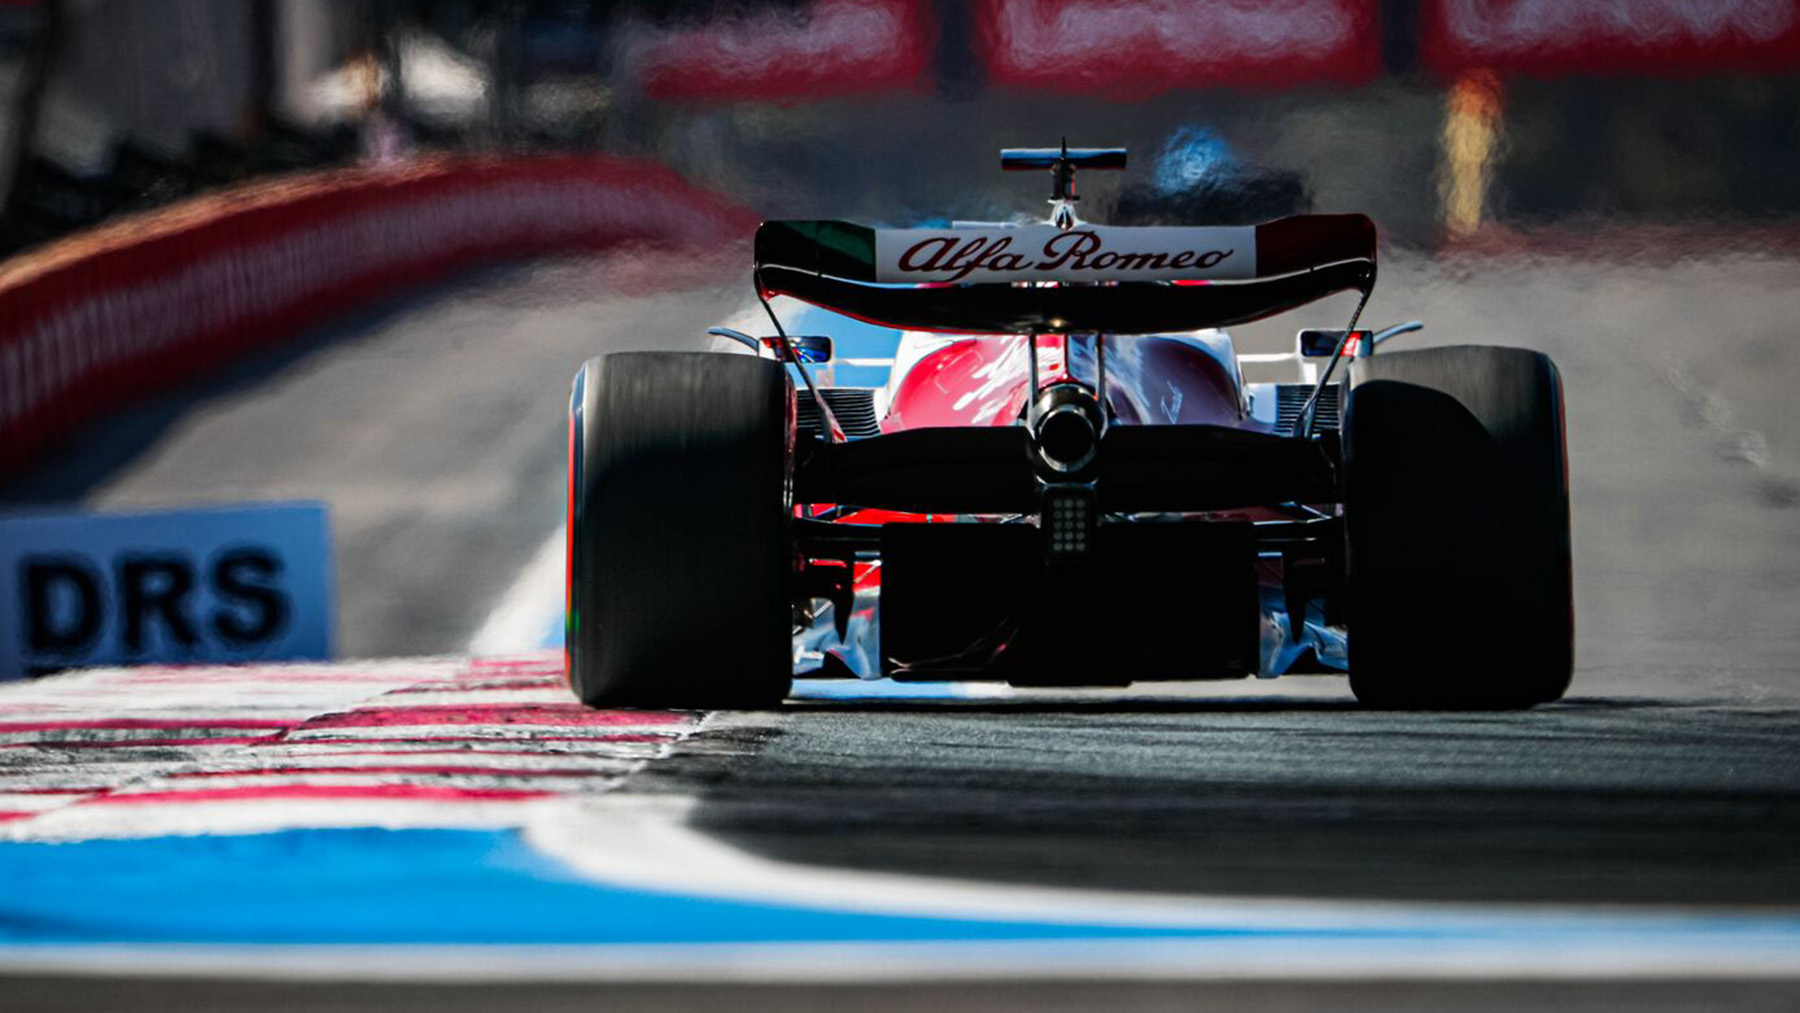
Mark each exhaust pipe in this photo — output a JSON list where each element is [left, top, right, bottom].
[[1031, 383, 1105, 477]]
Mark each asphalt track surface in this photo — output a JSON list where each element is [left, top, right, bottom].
[[6, 246, 1800, 1010]]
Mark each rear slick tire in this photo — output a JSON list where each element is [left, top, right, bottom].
[[1344, 345, 1573, 709], [566, 352, 794, 709]]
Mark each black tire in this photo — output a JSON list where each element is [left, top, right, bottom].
[[1344, 345, 1573, 708], [566, 352, 794, 709]]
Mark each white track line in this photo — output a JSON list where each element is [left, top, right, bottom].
[[527, 791, 1800, 938], [468, 529, 566, 656]]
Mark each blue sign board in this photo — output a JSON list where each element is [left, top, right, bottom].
[[0, 503, 333, 680]]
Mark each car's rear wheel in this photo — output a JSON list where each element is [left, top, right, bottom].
[[567, 352, 794, 709], [1344, 345, 1572, 708]]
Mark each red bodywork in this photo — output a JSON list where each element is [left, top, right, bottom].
[[884, 333, 1243, 432], [823, 328, 1259, 605]]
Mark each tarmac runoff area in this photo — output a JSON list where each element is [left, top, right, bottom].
[[2, 249, 1800, 1010]]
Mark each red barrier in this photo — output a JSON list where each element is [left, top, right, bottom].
[[0, 155, 759, 479], [1420, 0, 1800, 78], [973, 0, 1382, 97]]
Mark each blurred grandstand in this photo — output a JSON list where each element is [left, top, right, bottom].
[[0, 0, 1795, 255]]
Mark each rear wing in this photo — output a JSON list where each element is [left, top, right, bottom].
[[754, 215, 1377, 335]]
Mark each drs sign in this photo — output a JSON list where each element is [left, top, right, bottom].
[[0, 504, 332, 680]]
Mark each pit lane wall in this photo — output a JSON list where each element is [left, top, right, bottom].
[[0, 155, 758, 479]]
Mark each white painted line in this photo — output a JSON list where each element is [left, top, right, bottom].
[[6, 798, 576, 840], [526, 791, 1800, 941], [468, 529, 566, 657], [529, 795, 1800, 928]]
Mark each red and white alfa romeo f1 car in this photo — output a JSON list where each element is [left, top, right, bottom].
[[565, 147, 1572, 710]]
